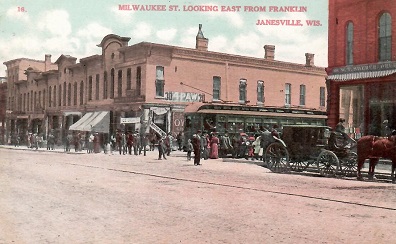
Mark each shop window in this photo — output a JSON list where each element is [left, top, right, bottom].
[[285, 83, 291, 106], [213, 76, 221, 101], [239, 79, 247, 103], [346, 21, 354, 65], [320, 87, 325, 107], [118, 70, 123, 97], [43, 89, 46, 109], [378, 12, 392, 62], [339, 85, 364, 136], [155, 66, 165, 97], [299, 84, 306, 106], [96, 74, 100, 100], [88, 76, 93, 101], [136, 66, 141, 96], [257, 80, 264, 104]]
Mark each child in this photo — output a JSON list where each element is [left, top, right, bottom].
[[186, 139, 193, 161]]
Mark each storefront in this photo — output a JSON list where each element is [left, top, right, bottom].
[[327, 62, 396, 137]]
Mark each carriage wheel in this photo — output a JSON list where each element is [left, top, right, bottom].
[[290, 160, 309, 172], [265, 142, 290, 173], [340, 152, 357, 177], [317, 150, 339, 177]]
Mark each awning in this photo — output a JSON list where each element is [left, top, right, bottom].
[[327, 69, 396, 81], [196, 109, 327, 119], [64, 111, 82, 117], [69, 111, 110, 133]]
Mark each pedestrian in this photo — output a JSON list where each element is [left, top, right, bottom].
[[382, 119, 392, 137], [66, 132, 73, 152], [116, 130, 123, 155], [252, 135, 261, 160], [127, 132, 133, 155], [192, 130, 202, 165], [165, 133, 172, 156], [133, 130, 140, 155], [200, 131, 209, 160], [186, 139, 193, 161], [176, 131, 183, 150], [158, 138, 167, 160], [209, 132, 219, 159], [93, 133, 100, 153], [219, 130, 232, 158], [87, 133, 94, 153]]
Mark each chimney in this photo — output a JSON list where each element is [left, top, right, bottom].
[[305, 53, 315, 67], [45, 54, 51, 71], [195, 24, 208, 51], [264, 45, 275, 60]]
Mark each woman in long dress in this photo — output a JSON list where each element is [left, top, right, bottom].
[[210, 133, 219, 159]]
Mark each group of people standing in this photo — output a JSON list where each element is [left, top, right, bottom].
[[187, 125, 280, 165], [113, 129, 151, 156]]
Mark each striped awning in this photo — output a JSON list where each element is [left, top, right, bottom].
[[327, 69, 396, 81]]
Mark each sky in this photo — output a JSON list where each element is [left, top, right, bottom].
[[0, 0, 328, 77]]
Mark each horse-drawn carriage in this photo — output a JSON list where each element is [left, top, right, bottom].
[[264, 125, 357, 177]]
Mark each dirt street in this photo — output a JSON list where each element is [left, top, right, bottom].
[[1, 147, 396, 244]]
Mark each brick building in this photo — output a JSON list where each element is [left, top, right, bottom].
[[327, 0, 396, 137], [3, 25, 327, 145], [0, 77, 6, 144]]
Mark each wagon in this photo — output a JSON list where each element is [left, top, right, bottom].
[[264, 125, 357, 177]]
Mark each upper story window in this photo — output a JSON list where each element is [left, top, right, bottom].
[[126, 68, 132, 90], [299, 84, 306, 106], [95, 74, 100, 100], [285, 83, 291, 106], [88, 76, 93, 101], [213, 76, 221, 101], [73, 82, 77, 106], [378, 12, 392, 62], [320, 87, 326, 107], [63, 82, 66, 106], [103, 71, 108, 99], [346, 21, 354, 65], [48, 86, 52, 108], [110, 68, 115, 99], [118, 70, 123, 97], [257, 80, 264, 104], [155, 66, 165, 97], [80, 81, 84, 105], [67, 83, 71, 106], [136, 66, 142, 96], [239, 79, 247, 103]]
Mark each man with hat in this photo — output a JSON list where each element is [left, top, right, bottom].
[[192, 130, 202, 165]]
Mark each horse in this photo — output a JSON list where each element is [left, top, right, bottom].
[[356, 135, 396, 182]]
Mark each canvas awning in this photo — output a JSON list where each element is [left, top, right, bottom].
[[327, 69, 396, 81], [69, 111, 110, 133], [64, 111, 82, 117]]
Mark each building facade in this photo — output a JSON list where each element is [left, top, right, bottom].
[[3, 25, 327, 145], [327, 0, 396, 137], [0, 77, 6, 144]]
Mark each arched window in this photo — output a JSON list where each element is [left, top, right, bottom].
[[58, 84, 62, 106], [53, 85, 57, 107], [110, 68, 115, 99], [103, 71, 108, 99], [239, 79, 247, 103], [95, 74, 100, 100], [346, 21, 354, 65], [63, 82, 66, 106], [88, 76, 93, 101], [80, 81, 84, 105], [155, 66, 165, 97], [118, 70, 123, 97], [73, 82, 77, 105], [67, 83, 71, 106], [378, 12, 392, 61], [48, 86, 52, 108]]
